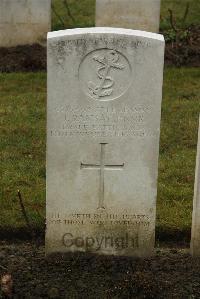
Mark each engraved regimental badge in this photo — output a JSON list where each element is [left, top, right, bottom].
[[79, 49, 132, 101]]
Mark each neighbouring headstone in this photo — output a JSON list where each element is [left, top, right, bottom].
[[46, 27, 164, 257], [191, 116, 200, 256], [96, 0, 161, 33], [0, 0, 51, 47]]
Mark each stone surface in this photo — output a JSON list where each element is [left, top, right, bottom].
[[96, 0, 160, 33], [46, 27, 165, 257], [191, 117, 200, 256], [0, 0, 51, 47]]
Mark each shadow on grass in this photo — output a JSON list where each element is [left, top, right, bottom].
[[0, 226, 191, 248]]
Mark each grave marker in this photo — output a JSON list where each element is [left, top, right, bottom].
[[46, 27, 165, 257], [191, 117, 200, 256], [96, 0, 161, 33], [0, 0, 51, 47]]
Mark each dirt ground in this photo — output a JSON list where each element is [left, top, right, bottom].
[[0, 44, 46, 73], [0, 241, 200, 299], [164, 25, 200, 67], [0, 25, 199, 72]]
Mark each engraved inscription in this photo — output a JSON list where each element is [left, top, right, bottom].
[[79, 49, 132, 101], [81, 143, 124, 209], [49, 37, 151, 62], [50, 104, 155, 138], [48, 213, 151, 227]]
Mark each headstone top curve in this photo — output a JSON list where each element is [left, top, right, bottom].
[[47, 27, 164, 42]]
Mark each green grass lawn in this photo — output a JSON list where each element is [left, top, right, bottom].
[[52, 0, 95, 30], [0, 73, 46, 231], [51, 0, 200, 31], [0, 68, 200, 241], [157, 67, 200, 242]]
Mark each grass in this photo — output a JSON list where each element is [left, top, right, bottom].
[[52, 0, 95, 31], [0, 73, 46, 231], [157, 68, 200, 241], [51, 0, 200, 31], [0, 68, 200, 240], [160, 0, 200, 31]]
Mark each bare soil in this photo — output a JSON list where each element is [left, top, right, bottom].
[[0, 44, 46, 73], [0, 241, 200, 299], [164, 25, 200, 67]]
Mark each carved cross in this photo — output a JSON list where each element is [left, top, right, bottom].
[[80, 143, 124, 209]]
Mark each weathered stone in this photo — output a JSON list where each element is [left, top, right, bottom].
[[96, 0, 161, 33], [0, 0, 51, 47], [191, 117, 200, 256], [46, 27, 165, 257]]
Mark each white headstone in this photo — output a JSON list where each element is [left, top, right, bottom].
[[0, 0, 51, 47], [191, 117, 200, 256], [46, 27, 164, 257], [96, 0, 160, 33]]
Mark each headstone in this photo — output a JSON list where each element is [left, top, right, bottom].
[[0, 0, 51, 47], [96, 0, 160, 33], [191, 116, 200, 256], [46, 27, 165, 257]]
